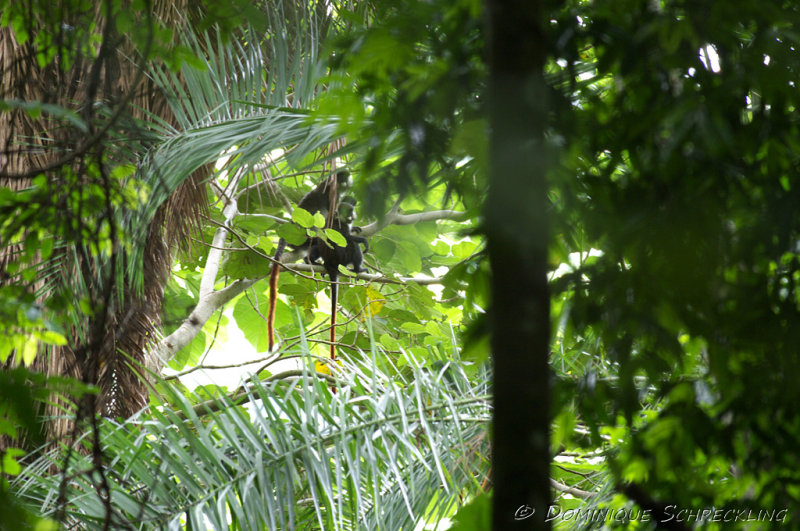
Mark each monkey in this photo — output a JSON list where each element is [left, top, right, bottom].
[[267, 169, 352, 351], [307, 198, 368, 274], [295, 168, 352, 221], [306, 197, 369, 361]]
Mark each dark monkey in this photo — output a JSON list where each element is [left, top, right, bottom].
[[307, 198, 369, 360], [267, 169, 352, 351]]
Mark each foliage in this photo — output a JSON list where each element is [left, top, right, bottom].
[[14, 346, 490, 530], [0, 369, 73, 529], [319, 0, 486, 215], [4, 0, 800, 530], [2, 0, 490, 529], [545, 0, 800, 527], [144, 7, 481, 371]]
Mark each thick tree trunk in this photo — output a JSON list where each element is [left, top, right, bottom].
[[0, 0, 205, 444], [485, 0, 552, 529]]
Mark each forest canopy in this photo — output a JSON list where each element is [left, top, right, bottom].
[[1, 0, 799, 530]]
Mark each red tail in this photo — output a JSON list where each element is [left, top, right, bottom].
[[267, 240, 286, 351]]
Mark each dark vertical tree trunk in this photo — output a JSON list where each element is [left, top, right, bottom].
[[485, 0, 551, 529], [0, 0, 205, 447]]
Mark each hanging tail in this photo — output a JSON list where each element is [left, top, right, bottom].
[[267, 239, 287, 351]]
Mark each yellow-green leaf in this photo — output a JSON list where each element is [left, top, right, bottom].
[[291, 207, 315, 228], [325, 228, 347, 247], [21, 336, 38, 366]]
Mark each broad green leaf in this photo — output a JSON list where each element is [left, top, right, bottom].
[[337, 264, 355, 276], [379, 334, 399, 350], [34, 519, 59, 531], [397, 241, 422, 272], [2, 448, 25, 476], [33, 330, 67, 346], [19, 336, 37, 366], [432, 240, 451, 255], [291, 207, 315, 228], [324, 228, 347, 247], [235, 216, 277, 233], [371, 238, 396, 263], [224, 250, 271, 279], [279, 283, 315, 297], [448, 491, 491, 531], [0, 339, 12, 363], [276, 222, 307, 246], [400, 322, 427, 334], [452, 240, 478, 259], [168, 333, 207, 371], [233, 292, 289, 351], [0, 419, 18, 438], [425, 320, 446, 338]]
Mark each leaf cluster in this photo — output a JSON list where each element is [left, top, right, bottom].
[[546, 0, 800, 520], [15, 346, 490, 530]]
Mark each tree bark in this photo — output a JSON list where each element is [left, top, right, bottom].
[[485, 0, 552, 529], [0, 0, 204, 438]]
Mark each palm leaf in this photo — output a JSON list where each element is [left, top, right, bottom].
[[127, 18, 345, 292], [3, 3, 347, 422], [15, 345, 490, 530]]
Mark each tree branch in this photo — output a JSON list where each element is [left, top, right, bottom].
[[550, 479, 597, 499], [358, 209, 467, 237], [151, 278, 258, 369], [153, 203, 464, 369], [277, 262, 447, 285], [151, 169, 249, 369], [200, 169, 244, 298]]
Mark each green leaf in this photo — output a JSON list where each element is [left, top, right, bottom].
[[33, 330, 67, 346], [425, 320, 447, 338], [116, 10, 133, 34], [453, 240, 478, 259], [291, 207, 315, 228], [0, 418, 18, 438], [279, 283, 315, 297], [39, 235, 53, 260], [33, 519, 59, 531], [224, 250, 271, 279], [552, 406, 577, 451], [276, 223, 307, 246], [432, 240, 451, 255], [337, 264, 356, 276], [235, 216, 277, 233], [168, 333, 207, 371], [0, 339, 12, 363], [400, 322, 427, 334], [324, 228, 347, 247], [110, 164, 136, 180], [449, 491, 491, 531], [371, 237, 396, 263], [379, 334, 399, 350], [397, 241, 422, 272], [2, 448, 25, 476], [233, 292, 289, 351], [20, 336, 37, 366]]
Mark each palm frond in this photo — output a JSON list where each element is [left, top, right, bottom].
[[127, 16, 344, 289], [15, 345, 491, 530]]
